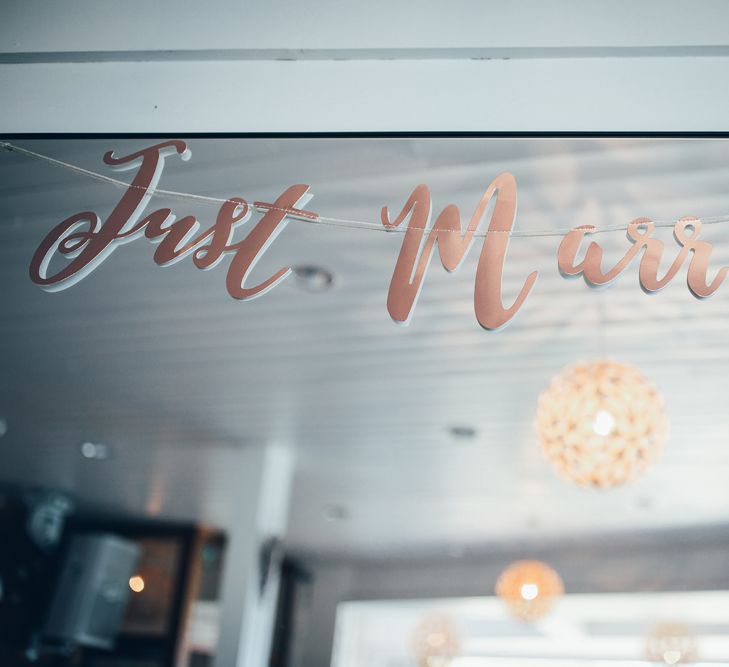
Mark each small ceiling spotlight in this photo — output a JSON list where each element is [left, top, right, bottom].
[[323, 504, 349, 522], [80, 441, 110, 460], [0, 418, 6, 437], [291, 265, 335, 292], [446, 543, 466, 559], [636, 496, 655, 511], [448, 425, 477, 441]]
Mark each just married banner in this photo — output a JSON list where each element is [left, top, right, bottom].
[[9, 139, 728, 331]]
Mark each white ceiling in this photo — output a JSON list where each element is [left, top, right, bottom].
[[2, 137, 729, 557]]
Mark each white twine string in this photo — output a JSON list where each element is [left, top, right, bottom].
[[3, 140, 729, 239]]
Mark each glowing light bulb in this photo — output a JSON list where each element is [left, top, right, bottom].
[[646, 622, 698, 665], [412, 615, 460, 667], [129, 575, 145, 593], [663, 650, 682, 665], [592, 409, 615, 436], [537, 361, 667, 488], [520, 583, 539, 601]]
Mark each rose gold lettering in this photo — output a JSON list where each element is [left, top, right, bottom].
[[225, 185, 316, 300], [675, 217, 729, 298], [558, 216, 728, 298], [383, 173, 536, 329], [30, 140, 189, 290], [473, 173, 537, 330]]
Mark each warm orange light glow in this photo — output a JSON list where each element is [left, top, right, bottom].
[[129, 575, 145, 593], [646, 623, 699, 665], [411, 614, 460, 667], [536, 360, 668, 488], [496, 560, 564, 623]]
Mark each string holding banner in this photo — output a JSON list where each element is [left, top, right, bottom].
[[4, 139, 729, 332], [4, 140, 729, 239]]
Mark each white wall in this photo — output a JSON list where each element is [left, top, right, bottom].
[[1, 1, 728, 133], [2, 57, 729, 133]]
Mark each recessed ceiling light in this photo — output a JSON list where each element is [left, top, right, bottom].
[[447, 544, 465, 559], [448, 425, 477, 440], [291, 265, 334, 292], [0, 418, 6, 437], [80, 442, 110, 460], [323, 504, 349, 522], [636, 496, 654, 510]]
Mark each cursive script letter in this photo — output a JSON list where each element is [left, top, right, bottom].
[[29, 140, 190, 291], [675, 217, 729, 298], [383, 173, 537, 330], [473, 173, 537, 330], [558, 216, 728, 298], [225, 185, 314, 300]]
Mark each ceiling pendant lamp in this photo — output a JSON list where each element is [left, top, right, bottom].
[[411, 614, 460, 667], [535, 360, 668, 488], [645, 623, 699, 665], [495, 560, 564, 623]]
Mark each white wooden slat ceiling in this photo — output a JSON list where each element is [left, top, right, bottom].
[[1, 137, 729, 557]]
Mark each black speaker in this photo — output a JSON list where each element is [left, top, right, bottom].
[[43, 533, 140, 650]]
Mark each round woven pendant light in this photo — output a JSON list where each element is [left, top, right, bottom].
[[495, 560, 564, 623], [411, 614, 460, 667], [535, 360, 668, 488], [645, 623, 699, 665]]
